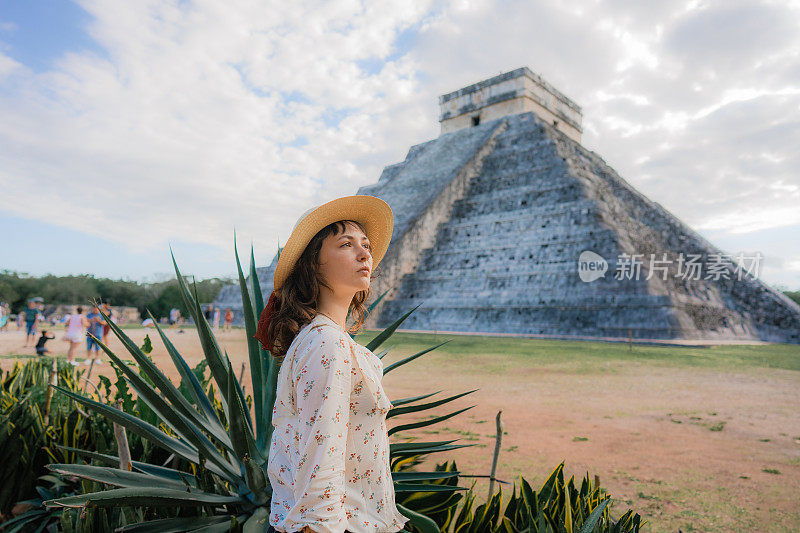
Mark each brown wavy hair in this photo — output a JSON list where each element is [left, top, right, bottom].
[[267, 220, 380, 362]]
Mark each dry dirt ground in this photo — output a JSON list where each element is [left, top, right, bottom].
[[2, 326, 799, 532]]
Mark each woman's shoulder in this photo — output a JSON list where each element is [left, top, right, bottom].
[[287, 315, 349, 359]]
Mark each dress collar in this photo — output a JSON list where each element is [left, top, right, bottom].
[[312, 312, 348, 333]]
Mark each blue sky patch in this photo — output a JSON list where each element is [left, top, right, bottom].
[[0, 0, 107, 73], [1, 213, 234, 281]]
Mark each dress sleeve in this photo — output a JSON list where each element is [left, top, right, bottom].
[[285, 326, 352, 533]]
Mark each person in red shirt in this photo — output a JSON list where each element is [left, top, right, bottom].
[[224, 308, 234, 331]]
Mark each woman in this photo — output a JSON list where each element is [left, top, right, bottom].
[[255, 195, 409, 533], [64, 306, 88, 366]]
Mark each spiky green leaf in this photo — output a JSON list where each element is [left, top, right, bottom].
[[44, 487, 243, 509], [393, 483, 465, 493], [578, 499, 610, 533], [170, 249, 231, 412], [47, 464, 188, 491], [95, 340, 240, 482], [148, 311, 232, 448], [391, 471, 460, 482], [234, 234, 260, 437], [383, 340, 451, 374], [51, 386, 236, 482], [388, 389, 478, 418], [115, 515, 236, 533], [395, 503, 439, 533], [388, 405, 475, 436], [389, 390, 445, 408], [365, 303, 422, 352]]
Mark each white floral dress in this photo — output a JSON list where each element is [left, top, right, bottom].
[[267, 313, 410, 533]]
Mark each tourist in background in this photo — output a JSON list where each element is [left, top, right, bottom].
[[64, 307, 87, 366], [85, 305, 106, 365], [23, 300, 41, 347], [213, 306, 221, 330], [169, 307, 181, 328], [224, 308, 233, 331], [0, 301, 8, 332], [35, 330, 55, 356]]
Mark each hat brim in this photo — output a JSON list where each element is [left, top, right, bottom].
[[273, 195, 393, 291]]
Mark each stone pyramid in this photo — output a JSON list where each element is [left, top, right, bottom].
[[358, 69, 799, 343], [217, 67, 800, 344]]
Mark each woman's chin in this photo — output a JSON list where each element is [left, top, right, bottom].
[[339, 281, 370, 295]]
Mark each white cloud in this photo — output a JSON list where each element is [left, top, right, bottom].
[[696, 205, 800, 234], [0, 51, 21, 77], [0, 0, 799, 288], [0, 0, 438, 254]]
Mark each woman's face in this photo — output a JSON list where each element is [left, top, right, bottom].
[[317, 221, 373, 296]]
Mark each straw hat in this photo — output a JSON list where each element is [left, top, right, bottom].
[[272, 195, 393, 291]]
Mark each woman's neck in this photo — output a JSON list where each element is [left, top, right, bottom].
[[317, 289, 353, 330]]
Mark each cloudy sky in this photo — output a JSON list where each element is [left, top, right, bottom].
[[1, 0, 798, 290]]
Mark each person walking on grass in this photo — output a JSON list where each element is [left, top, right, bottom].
[[64, 306, 88, 366], [224, 307, 233, 331], [213, 306, 221, 330], [84, 305, 106, 365], [255, 195, 408, 533], [0, 302, 8, 332], [169, 307, 181, 328], [23, 300, 41, 347]]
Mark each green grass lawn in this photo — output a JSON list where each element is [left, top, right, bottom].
[[356, 330, 800, 372]]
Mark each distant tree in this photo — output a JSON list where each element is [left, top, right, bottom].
[[785, 290, 800, 307], [0, 278, 20, 308], [0, 270, 233, 319], [141, 277, 232, 320]]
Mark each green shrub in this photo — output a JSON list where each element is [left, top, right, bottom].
[[0, 351, 210, 530], [0, 359, 115, 519]]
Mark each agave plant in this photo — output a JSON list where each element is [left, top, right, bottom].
[[0, 358, 117, 520], [43, 243, 478, 532], [451, 463, 644, 533]]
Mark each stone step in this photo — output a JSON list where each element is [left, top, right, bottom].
[[451, 185, 585, 217], [459, 169, 578, 198]]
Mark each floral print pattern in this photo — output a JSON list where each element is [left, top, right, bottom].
[[268, 314, 409, 533]]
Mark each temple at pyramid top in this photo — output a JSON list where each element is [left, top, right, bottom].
[[438, 67, 583, 143]]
